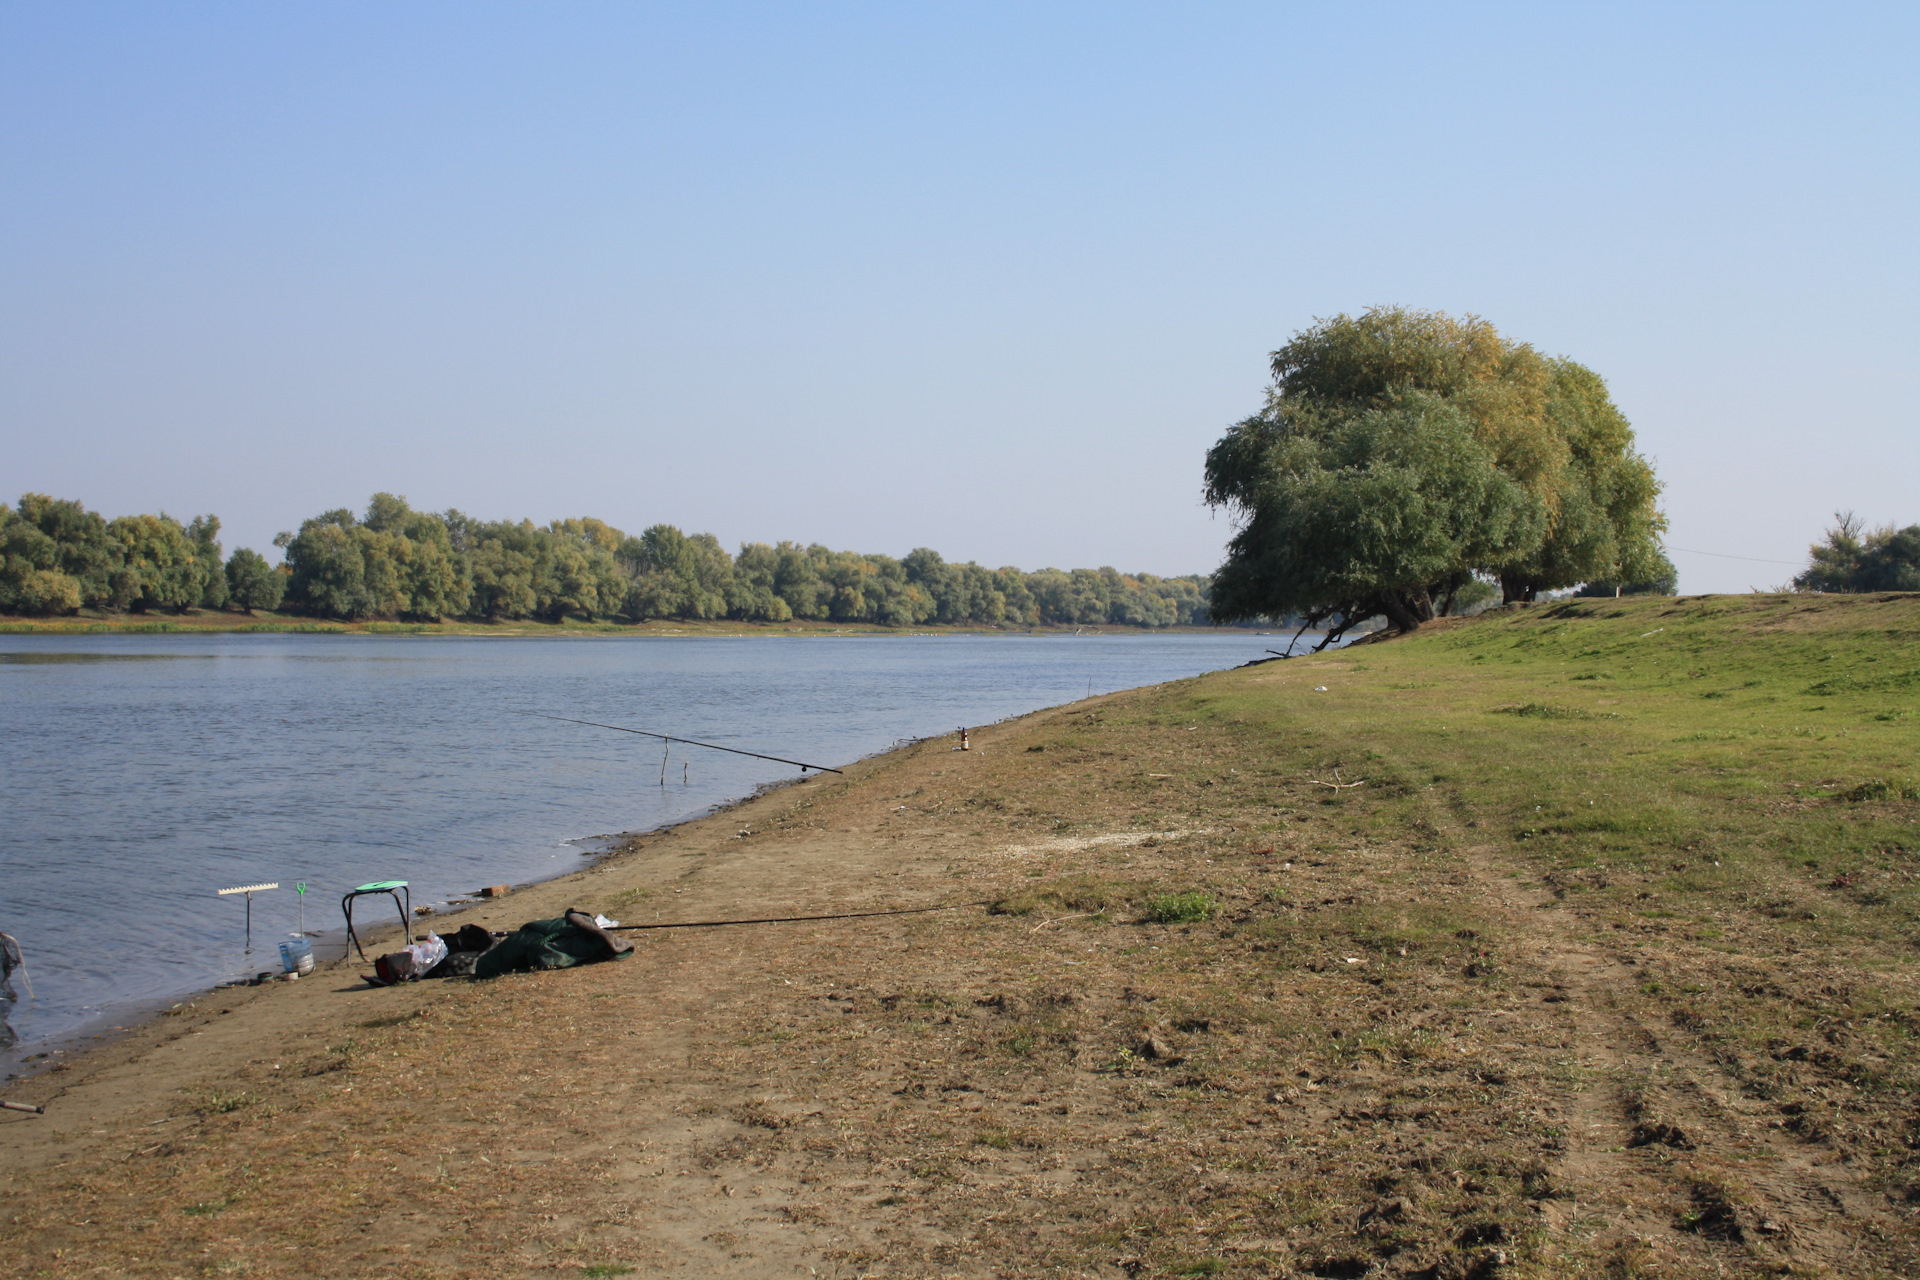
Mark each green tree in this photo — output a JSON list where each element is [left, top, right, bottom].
[[1206, 308, 1663, 639], [465, 536, 538, 618], [1865, 528, 1920, 591], [1206, 390, 1542, 639], [771, 542, 826, 619], [458, 518, 556, 620], [14, 569, 84, 614], [904, 551, 1011, 625], [1023, 569, 1076, 624], [547, 518, 630, 620], [187, 515, 229, 609], [0, 501, 88, 616], [995, 567, 1037, 624], [619, 525, 733, 620], [224, 548, 287, 613], [4, 494, 121, 609], [1573, 557, 1679, 598], [282, 496, 473, 620], [1794, 513, 1920, 593], [862, 554, 934, 626], [108, 513, 207, 612], [807, 547, 870, 622], [277, 510, 372, 618], [1495, 361, 1666, 601], [0, 505, 69, 614], [363, 494, 471, 619], [7, 490, 1246, 629], [729, 543, 796, 621]]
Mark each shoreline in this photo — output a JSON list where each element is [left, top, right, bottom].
[[0, 728, 891, 1082], [0, 612, 1271, 639], [0, 702, 976, 1122], [0, 630, 1279, 1081], [0, 628, 1318, 1079]]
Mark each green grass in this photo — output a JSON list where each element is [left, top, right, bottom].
[[1142, 891, 1217, 923], [1187, 596, 1920, 940]]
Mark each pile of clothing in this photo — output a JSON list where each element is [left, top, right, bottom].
[[370, 910, 632, 985]]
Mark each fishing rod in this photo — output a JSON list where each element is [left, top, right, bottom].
[[608, 901, 982, 932], [525, 713, 844, 775]]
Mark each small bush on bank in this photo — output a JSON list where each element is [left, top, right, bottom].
[[1143, 891, 1216, 924]]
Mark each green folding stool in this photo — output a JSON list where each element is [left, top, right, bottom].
[[342, 880, 411, 962]]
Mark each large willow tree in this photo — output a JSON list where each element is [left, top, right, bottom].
[[1204, 308, 1667, 643]]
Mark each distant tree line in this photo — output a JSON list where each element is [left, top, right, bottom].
[[0, 494, 285, 616], [1572, 565, 1679, 598], [0, 492, 1214, 627], [1794, 513, 1920, 593]]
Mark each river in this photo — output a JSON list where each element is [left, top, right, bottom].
[[0, 630, 1280, 1067]]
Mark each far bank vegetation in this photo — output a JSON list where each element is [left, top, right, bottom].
[[0, 492, 1214, 628]]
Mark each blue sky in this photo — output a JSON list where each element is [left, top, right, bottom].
[[2, 2, 1913, 591]]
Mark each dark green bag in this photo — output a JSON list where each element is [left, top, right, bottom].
[[472, 909, 633, 979]]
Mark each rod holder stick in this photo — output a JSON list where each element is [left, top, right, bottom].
[[217, 883, 278, 953]]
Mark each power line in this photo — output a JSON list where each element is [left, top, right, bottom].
[[1668, 546, 1803, 566]]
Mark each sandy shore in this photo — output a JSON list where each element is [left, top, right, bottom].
[[0, 699, 1065, 1276]]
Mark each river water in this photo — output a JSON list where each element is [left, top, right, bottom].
[[0, 631, 1275, 1066]]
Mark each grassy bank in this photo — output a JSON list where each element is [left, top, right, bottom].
[[2, 593, 1915, 1278]]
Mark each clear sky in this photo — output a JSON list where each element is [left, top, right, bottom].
[[2, 3, 1914, 592]]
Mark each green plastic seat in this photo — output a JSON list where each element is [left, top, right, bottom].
[[342, 881, 413, 962]]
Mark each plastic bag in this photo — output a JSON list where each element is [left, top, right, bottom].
[[372, 931, 448, 985], [407, 932, 448, 973]]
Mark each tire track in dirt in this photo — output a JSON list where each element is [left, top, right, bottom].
[[1432, 794, 1895, 1274]]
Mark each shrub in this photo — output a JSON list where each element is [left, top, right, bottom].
[[1143, 891, 1217, 924], [13, 568, 82, 615]]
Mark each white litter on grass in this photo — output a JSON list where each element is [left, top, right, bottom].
[[1344, 957, 1366, 965], [1313, 686, 1329, 692]]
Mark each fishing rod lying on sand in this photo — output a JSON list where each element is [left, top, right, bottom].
[[525, 713, 845, 775], [607, 902, 984, 932]]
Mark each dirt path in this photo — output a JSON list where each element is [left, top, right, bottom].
[[1419, 773, 1897, 1276]]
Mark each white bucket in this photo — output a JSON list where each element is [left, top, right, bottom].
[[279, 937, 314, 975]]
